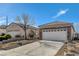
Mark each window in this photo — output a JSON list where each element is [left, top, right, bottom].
[[63, 28, 66, 31], [54, 29, 56, 32], [45, 30, 47, 32], [49, 29, 51, 32], [55, 29, 57, 31], [57, 29, 59, 31], [61, 29, 63, 31], [51, 29, 53, 32], [64, 29, 66, 31], [43, 30, 45, 32]]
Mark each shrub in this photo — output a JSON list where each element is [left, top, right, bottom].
[[5, 34, 12, 39], [1, 33, 5, 36], [0, 36, 3, 41], [0, 34, 12, 41], [0, 36, 6, 41]]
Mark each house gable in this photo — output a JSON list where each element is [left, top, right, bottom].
[[6, 23, 24, 32]]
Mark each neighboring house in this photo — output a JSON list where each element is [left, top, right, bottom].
[[39, 21, 75, 42], [6, 22, 37, 38], [6, 23, 24, 37], [0, 25, 6, 34]]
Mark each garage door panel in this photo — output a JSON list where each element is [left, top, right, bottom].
[[42, 31, 67, 42]]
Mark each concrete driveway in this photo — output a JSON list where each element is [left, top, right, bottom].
[[0, 40, 64, 56]]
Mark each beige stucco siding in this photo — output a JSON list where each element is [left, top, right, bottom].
[[71, 27, 75, 40]]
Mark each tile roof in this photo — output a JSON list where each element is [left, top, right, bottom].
[[39, 21, 73, 28]]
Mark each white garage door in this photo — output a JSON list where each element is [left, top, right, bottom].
[[42, 31, 67, 42]]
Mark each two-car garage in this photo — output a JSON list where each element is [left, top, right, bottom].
[[39, 21, 75, 42]]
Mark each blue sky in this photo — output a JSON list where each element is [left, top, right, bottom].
[[0, 3, 79, 32]]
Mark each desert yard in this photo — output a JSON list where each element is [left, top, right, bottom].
[[66, 40, 79, 56]]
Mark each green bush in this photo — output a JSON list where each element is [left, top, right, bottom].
[[0, 36, 6, 41], [5, 34, 12, 39], [0, 34, 12, 41], [1, 33, 5, 36]]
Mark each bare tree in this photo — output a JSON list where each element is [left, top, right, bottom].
[[30, 18, 36, 26], [22, 14, 29, 40], [29, 18, 37, 39]]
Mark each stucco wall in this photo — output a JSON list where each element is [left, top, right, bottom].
[[71, 27, 75, 40]]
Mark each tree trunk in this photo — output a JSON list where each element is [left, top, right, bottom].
[[24, 25, 27, 40]]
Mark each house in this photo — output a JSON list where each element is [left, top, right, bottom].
[[39, 21, 75, 42], [6, 22, 37, 38]]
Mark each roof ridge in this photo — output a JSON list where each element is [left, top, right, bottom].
[[39, 21, 72, 27]]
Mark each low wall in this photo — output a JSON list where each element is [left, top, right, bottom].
[[55, 43, 65, 56]]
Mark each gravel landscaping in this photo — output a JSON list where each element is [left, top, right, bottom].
[[0, 39, 38, 50]]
